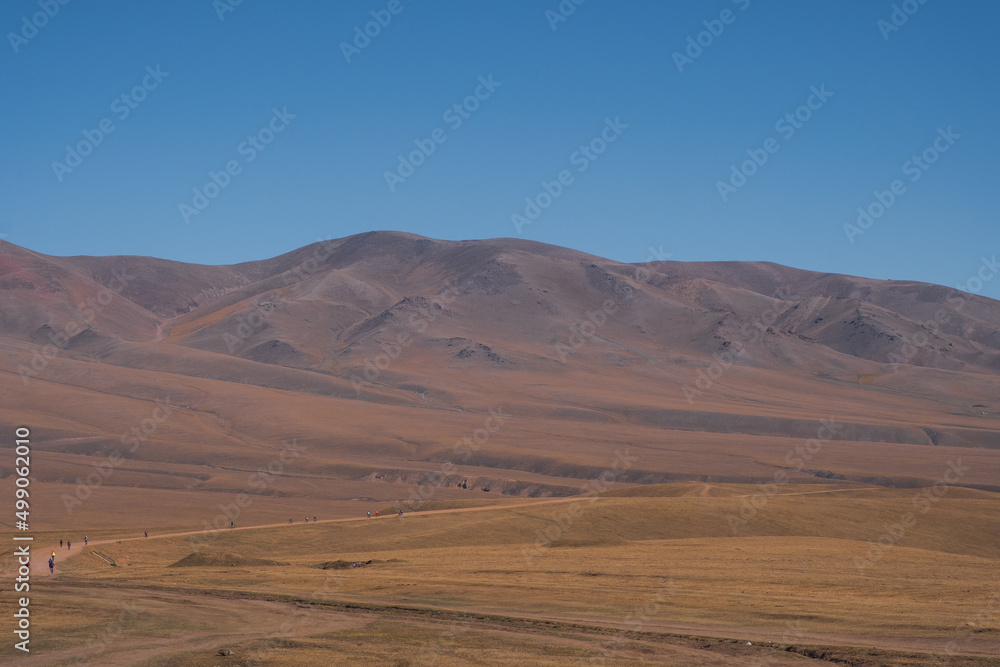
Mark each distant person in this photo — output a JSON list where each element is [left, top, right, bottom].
[[230, 521, 235, 529], [305, 516, 308, 523], [144, 531, 148, 538], [313, 515, 317, 522], [60, 540, 63, 548], [289, 518, 293, 523], [84, 536, 88, 545], [375, 511, 379, 517], [51, 550, 55, 559], [48, 558, 54, 574], [67, 541, 71, 549], [367, 511, 371, 518]]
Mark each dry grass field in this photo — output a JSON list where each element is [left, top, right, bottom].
[[3, 235, 1000, 664], [4, 484, 998, 665]]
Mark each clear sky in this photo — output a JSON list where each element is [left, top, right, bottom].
[[2, 0, 998, 299]]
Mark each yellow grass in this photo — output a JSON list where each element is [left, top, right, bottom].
[[6, 488, 998, 665]]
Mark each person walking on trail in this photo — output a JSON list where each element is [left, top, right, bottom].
[[367, 511, 370, 518], [313, 515, 317, 522], [375, 510, 379, 517], [60, 540, 63, 548], [144, 531, 148, 538], [48, 558, 54, 574], [67, 541, 71, 549], [84, 536, 88, 546]]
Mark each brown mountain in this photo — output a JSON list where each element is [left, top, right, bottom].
[[2, 232, 998, 529]]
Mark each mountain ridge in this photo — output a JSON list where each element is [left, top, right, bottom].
[[2, 232, 999, 521]]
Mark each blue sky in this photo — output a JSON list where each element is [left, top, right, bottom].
[[2, 0, 998, 298]]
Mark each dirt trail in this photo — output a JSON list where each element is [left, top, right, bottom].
[[35, 496, 588, 575], [11, 584, 825, 667], [31, 539, 84, 576], [34, 486, 888, 576], [35, 581, 996, 664], [12, 589, 368, 667]]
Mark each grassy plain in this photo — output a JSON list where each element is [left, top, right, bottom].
[[5, 484, 999, 665]]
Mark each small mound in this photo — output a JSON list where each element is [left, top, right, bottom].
[[315, 559, 374, 570], [169, 552, 284, 568]]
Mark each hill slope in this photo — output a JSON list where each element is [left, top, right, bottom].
[[1, 232, 998, 530]]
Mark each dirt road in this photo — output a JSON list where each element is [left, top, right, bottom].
[[31, 495, 587, 576]]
